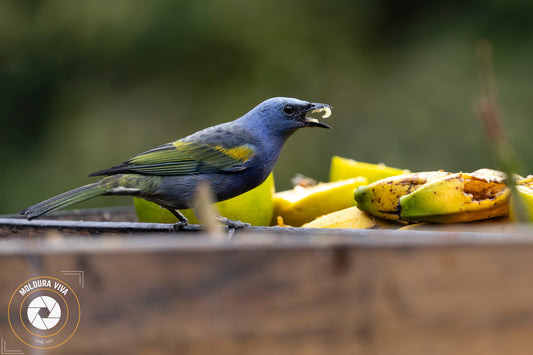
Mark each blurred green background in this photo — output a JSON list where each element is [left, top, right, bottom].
[[1, 0, 532, 214]]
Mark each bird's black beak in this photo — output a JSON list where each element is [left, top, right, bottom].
[[302, 103, 332, 129]]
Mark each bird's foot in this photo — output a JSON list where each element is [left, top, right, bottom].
[[173, 221, 189, 231], [216, 217, 250, 240], [168, 209, 189, 232], [216, 217, 250, 230]]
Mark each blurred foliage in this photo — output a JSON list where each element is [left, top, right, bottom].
[[1, 0, 532, 213]]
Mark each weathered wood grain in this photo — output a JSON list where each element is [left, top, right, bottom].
[[0, 230, 533, 354]]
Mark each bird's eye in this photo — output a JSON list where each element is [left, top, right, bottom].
[[283, 104, 295, 115]]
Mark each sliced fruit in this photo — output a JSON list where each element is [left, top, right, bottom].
[[511, 176, 533, 222], [135, 173, 275, 226], [399, 172, 510, 223], [329, 155, 408, 183], [354, 171, 452, 220], [517, 175, 533, 188], [302, 206, 377, 229], [273, 177, 367, 227]]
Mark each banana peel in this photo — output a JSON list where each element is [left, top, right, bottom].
[[399, 171, 510, 223], [354, 171, 452, 220]]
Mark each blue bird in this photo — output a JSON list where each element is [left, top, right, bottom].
[[21, 97, 332, 225]]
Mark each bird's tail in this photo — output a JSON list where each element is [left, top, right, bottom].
[[20, 174, 157, 219], [21, 182, 110, 219]]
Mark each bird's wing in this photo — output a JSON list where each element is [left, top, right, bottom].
[[90, 141, 256, 176]]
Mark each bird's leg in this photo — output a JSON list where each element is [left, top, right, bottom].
[[168, 209, 189, 230]]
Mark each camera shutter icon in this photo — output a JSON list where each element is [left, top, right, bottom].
[[27, 296, 61, 330]]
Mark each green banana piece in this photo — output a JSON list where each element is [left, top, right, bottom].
[[399, 171, 510, 223], [512, 175, 533, 221], [354, 171, 451, 220]]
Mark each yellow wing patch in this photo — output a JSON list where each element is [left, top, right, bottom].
[[122, 141, 255, 175], [213, 145, 255, 162], [171, 141, 254, 162]]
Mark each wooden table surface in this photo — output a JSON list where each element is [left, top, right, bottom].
[[1, 211, 533, 354]]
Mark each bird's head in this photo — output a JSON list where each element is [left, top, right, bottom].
[[243, 97, 332, 135]]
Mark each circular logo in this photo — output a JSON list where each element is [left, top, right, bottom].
[[27, 295, 61, 330], [8, 276, 80, 349]]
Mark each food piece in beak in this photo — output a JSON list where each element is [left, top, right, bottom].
[[304, 105, 332, 128]]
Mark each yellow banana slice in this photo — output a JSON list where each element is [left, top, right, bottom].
[[329, 155, 408, 183], [302, 206, 377, 229], [273, 177, 367, 226]]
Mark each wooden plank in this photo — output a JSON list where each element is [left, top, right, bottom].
[[1, 232, 533, 354], [2, 216, 529, 240], [0, 217, 195, 236]]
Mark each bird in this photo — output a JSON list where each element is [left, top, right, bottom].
[[21, 97, 332, 226]]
